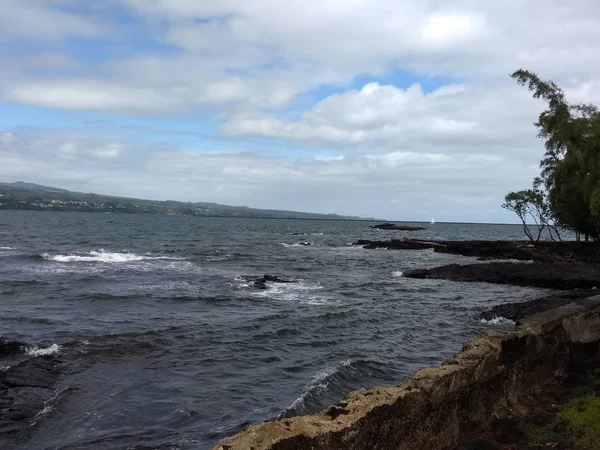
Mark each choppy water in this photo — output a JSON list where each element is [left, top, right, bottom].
[[1, 211, 547, 449]]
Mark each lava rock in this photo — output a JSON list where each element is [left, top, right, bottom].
[[0, 340, 25, 359], [480, 291, 596, 321], [242, 275, 295, 290], [370, 223, 426, 231], [404, 262, 600, 290]]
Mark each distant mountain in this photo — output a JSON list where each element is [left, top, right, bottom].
[[0, 181, 379, 221], [0, 181, 71, 193]]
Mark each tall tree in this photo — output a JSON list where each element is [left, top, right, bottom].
[[511, 70, 600, 241]]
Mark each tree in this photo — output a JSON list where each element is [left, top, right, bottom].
[[502, 189, 550, 243], [511, 70, 600, 241]]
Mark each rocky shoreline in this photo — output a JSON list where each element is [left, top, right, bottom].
[[355, 238, 600, 319], [215, 296, 600, 450]]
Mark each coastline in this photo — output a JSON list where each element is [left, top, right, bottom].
[[215, 239, 600, 449]]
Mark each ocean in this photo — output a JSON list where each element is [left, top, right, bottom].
[[0, 211, 547, 449]]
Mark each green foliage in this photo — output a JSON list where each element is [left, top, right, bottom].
[[558, 394, 600, 449], [524, 392, 600, 450], [508, 70, 600, 241]]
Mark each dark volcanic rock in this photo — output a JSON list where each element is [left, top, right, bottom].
[[0, 340, 25, 358], [435, 241, 533, 261], [480, 291, 597, 321], [354, 239, 440, 250], [355, 239, 600, 262], [242, 275, 295, 289], [404, 262, 600, 290], [370, 223, 426, 231]]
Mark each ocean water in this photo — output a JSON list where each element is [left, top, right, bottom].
[[1, 211, 547, 449]]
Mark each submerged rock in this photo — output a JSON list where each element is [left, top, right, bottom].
[[242, 275, 295, 289]]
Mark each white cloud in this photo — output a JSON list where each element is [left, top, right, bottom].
[[1, 0, 600, 221], [0, 127, 538, 222]]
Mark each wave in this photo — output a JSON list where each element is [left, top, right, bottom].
[[283, 359, 353, 416], [38, 249, 183, 263], [392, 271, 404, 277], [251, 281, 335, 305], [280, 359, 391, 418], [0, 246, 14, 250], [26, 343, 62, 356], [280, 243, 312, 248], [289, 232, 324, 236], [480, 317, 515, 326]]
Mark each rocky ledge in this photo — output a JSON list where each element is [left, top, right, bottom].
[[355, 239, 600, 263], [369, 223, 426, 231], [214, 296, 600, 450], [404, 261, 600, 290]]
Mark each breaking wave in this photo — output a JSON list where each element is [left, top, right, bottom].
[[39, 249, 182, 263], [26, 343, 61, 356], [480, 316, 516, 326]]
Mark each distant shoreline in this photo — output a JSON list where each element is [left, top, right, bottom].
[[0, 209, 524, 226]]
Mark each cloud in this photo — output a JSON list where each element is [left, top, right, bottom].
[[1, 0, 600, 221], [0, 127, 538, 222], [0, 0, 106, 41]]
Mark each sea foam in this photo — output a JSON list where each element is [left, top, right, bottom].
[[40, 249, 180, 263], [480, 317, 516, 326], [26, 344, 61, 356]]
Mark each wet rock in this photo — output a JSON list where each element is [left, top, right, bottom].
[[242, 275, 295, 290], [480, 291, 596, 321], [0, 340, 25, 358], [436, 241, 533, 261], [354, 239, 440, 250], [404, 262, 600, 290], [370, 223, 426, 231]]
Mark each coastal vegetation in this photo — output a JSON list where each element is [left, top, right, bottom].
[[505, 69, 600, 242]]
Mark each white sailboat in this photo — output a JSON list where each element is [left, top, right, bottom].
[[431, 217, 435, 224]]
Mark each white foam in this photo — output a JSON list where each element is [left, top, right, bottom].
[[392, 271, 404, 277], [41, 249, 181, 263], [252, 281, 335, 305], [480, 317, 516, 326], [0, 246, 13, 250], [280, 243, 312, 248], [26, 343, 61, 356]]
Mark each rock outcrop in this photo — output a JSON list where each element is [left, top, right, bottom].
[[370, 223, 426, 231], [404, 261, 600, 290], [241, 275, 295, 289], [213, 296, 600, 450]]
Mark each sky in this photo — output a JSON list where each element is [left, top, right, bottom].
[[1, 1, 600, 222]]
